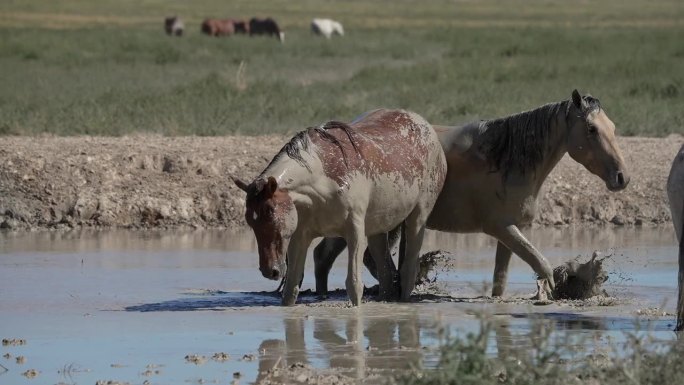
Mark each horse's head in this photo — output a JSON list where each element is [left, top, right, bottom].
[[566, 89, 630, 191], [235, 176, 297, 280]]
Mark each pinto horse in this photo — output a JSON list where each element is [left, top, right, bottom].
[[249, 17, 284, 42], [234, 109, 446, 306], [667, 143, 684, 330], [313, 90, 630, 299]]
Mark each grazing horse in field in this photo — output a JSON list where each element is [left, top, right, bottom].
[[201, 19, 240, 37], [164, 16, 184, 36], [234, 109, 446, 306], [311, 18, 344, 38], [667, 143, 684, 330], [313, 90, 630, 299], [249, 18, 284, 42]]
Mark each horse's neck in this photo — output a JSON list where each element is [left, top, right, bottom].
[[532, 114, 569, 192], [261, 156, 312, 193]]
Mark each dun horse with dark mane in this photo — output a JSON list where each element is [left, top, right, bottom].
[[234, 109, 446, 306], [314, 90, 630, 299]]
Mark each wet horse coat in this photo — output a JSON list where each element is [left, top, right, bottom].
[[667, 143, 684, 330], [235, 109, 446, 305], [314, 90, 630, 299]]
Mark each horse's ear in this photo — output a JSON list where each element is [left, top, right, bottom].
[[266, 176, 278, 197], [571, 89, 583, 109], [233, 178, 249, 193]]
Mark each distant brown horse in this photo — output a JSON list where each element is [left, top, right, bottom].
[[234, 109, 446, 306], [313, 90, 630, 299], [249, 17, 284, 42], [201, 19, 247, 37], [667, 143, 684, 330], [164, 16, 184, 36]]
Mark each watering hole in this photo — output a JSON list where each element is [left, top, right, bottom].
[[0, 227, 679, 384]]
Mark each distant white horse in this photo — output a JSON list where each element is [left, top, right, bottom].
[[311, 18, 344, 38], [667, 143, 684, 330]]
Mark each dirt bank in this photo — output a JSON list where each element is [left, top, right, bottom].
[[0, 135, 680, 231]]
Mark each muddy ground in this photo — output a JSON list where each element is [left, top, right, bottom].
[[0, 135, 681, 231]]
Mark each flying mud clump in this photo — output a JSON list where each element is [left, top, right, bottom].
[[550, 251, 609, 300]]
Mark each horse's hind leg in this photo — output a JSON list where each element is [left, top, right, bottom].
[[399, 213, 427, 302], [492, 241, 513, 297], [313, 237, 347, 296], [368, 232, 399, 301]]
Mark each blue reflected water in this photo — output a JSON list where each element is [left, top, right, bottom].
[[0, 228, 679, 384]]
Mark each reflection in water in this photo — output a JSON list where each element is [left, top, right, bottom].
[[254, 311, 425, 383]]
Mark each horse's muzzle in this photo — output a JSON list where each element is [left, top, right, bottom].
[[260, 266, 281, 280], [607, 170, 630, 191]]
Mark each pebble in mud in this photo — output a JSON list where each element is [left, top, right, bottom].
[[15, 355, 25, 364], [21, 369, 39, 378], [185, 354, 207, 365], [233, 372, 242, 379], [211, 352, 230, 362]]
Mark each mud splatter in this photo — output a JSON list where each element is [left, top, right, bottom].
[[184, 354, 207, 365], [212, 352, 230, 362], [21, 369, 39, 378], [551, 251, 609, 300], [2, 338, 26, 346]]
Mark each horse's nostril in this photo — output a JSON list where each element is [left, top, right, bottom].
[[617, 171, 625, 186], [271, 268, 280, 279]]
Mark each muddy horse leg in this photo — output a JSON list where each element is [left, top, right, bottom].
[[489, 224, 555, 295], [282, 231, 312, 306], [368, 232, 398, 301], [399, 213, 426, 302], [492, 241, 513, 297], [345, 216, 368, 306], [313, 237, 347, 296]]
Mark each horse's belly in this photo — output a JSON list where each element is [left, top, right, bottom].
[[364, 179, 421, 234]]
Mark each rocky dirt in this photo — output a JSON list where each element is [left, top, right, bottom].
[[0, 134, 681, 231]]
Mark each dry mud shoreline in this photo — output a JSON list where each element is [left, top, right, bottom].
[[0, 134, 681, 231]]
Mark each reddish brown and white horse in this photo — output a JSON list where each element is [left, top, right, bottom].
[[234, 109, 446, 306]]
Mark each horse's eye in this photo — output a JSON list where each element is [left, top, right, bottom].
[[587, 124, 598, 135]]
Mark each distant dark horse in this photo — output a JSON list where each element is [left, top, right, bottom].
[[249, 17, 284, 42], [164, 16, 184, 36]]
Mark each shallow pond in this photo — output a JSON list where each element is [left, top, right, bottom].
[[0, 228, 679, 384]]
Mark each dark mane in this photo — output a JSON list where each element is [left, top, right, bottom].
[[476, 100, 570, 180], [259, 120, 359, 177]]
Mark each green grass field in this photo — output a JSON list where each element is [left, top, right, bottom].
[[0, 0, 683, 136]]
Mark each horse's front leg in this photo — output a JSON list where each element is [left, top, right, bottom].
[[313, 237, 347, 297], [491, 241, 513, 297], [282, 232, 312, 306], [345, 217, 368, 306], [489, 224, 555, 296]]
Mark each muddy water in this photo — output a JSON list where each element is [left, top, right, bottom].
[[0, 228, 678, 384]]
